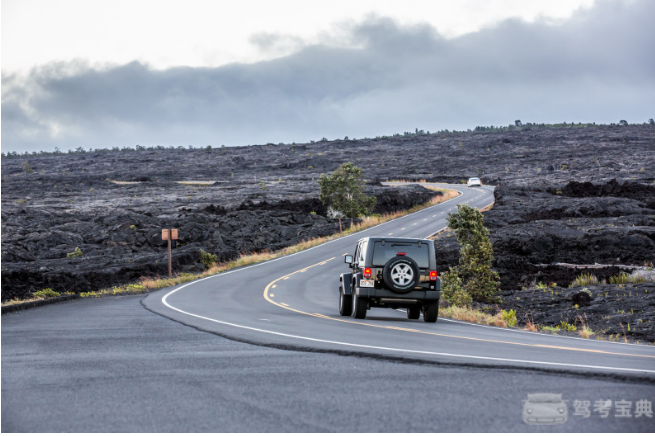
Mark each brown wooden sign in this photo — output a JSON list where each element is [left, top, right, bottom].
[[162, 229, 179, 240], [161, 228, 179, 277]]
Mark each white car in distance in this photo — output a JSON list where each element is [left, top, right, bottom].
[[467, 177, 482, 187]]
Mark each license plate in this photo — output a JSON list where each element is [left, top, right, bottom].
[[360, 279, 374, 288]]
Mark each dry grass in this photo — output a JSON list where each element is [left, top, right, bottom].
[[522, 313, 538, 331], [440, 304, 506, 327], [578, 325, 595, 339], [569, 272, 601, 287], [7, 189, 459, 303], [609, 271, 648, 284], [386, 179, 429, 184], [523, 319, 538, 332], [577, 314, 595, 339]]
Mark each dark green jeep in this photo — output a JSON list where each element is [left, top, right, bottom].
[[339, 237, 441, 322]]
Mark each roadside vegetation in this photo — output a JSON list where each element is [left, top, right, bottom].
[[2, 288, 75, 307], [318, 162, 376, 232], [441, 204, 501, 307], [568, 269, 654, 287]]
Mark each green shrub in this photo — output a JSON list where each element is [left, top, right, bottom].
[[33, 288, 60, 299], [536, 281, 556, 290], [500, 309, 517, 327], [66, 247, 83, 258], [441, 269, 472, 307], [559, 320, 577, 332], [200, 249, 218, 269], [22, 161, 34, 173], [445, 204, 500, 303]]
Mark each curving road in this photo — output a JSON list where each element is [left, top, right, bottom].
[[144, 184, 655, 376], [3, 183, 655, 432]]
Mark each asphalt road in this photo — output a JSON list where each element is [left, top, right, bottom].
[[3, 183, 655, 432], [144, 184, 655, 377]]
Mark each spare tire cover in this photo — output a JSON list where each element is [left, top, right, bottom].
[[382, 256, 420, 294]]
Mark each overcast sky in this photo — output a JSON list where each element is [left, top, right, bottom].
[[2, 0, 653, 152]]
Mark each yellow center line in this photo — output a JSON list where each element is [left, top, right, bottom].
[[263, 263, 655, 360]]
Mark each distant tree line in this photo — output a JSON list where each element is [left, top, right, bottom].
[[2, 119, 653, 159], [1, 143, 223, 159]]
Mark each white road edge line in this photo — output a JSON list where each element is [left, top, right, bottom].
[[161, 281, 655, 375]]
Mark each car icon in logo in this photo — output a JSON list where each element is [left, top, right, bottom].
[[523, 393, 568, 425]]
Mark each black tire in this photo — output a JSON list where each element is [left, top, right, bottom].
[[351, 292, 367, 319], [423, 300, 439, 323], [339, 287, 352, 316], [407, 306, 420, 320], [382, 256, 420, 294]]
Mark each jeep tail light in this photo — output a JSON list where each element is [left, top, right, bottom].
[[363, 268, 372, 278], [397, 252, 406, 256], [430, 271, 438, 281]]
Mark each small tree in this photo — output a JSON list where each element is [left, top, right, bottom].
[[515, 120, 522, 127], [318, 162, 376, 232], [442, 204, 500, 305], [648, 118, 654, 125]]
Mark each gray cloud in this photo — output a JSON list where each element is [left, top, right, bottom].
[[2, 0, 654, 152]]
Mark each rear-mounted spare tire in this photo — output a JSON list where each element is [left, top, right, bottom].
[[382, 256, 420, 294]]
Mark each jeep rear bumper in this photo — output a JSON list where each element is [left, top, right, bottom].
[[354, 287, 441, 301]]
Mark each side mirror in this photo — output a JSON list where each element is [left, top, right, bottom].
[[344, 255, 353, 264]]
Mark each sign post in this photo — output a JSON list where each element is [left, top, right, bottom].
[[161, 229, 179, 278]]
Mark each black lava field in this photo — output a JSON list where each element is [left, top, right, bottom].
[[2, 123, 654, 342]]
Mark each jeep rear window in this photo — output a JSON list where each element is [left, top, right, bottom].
[[372, 242, 430, 268]]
